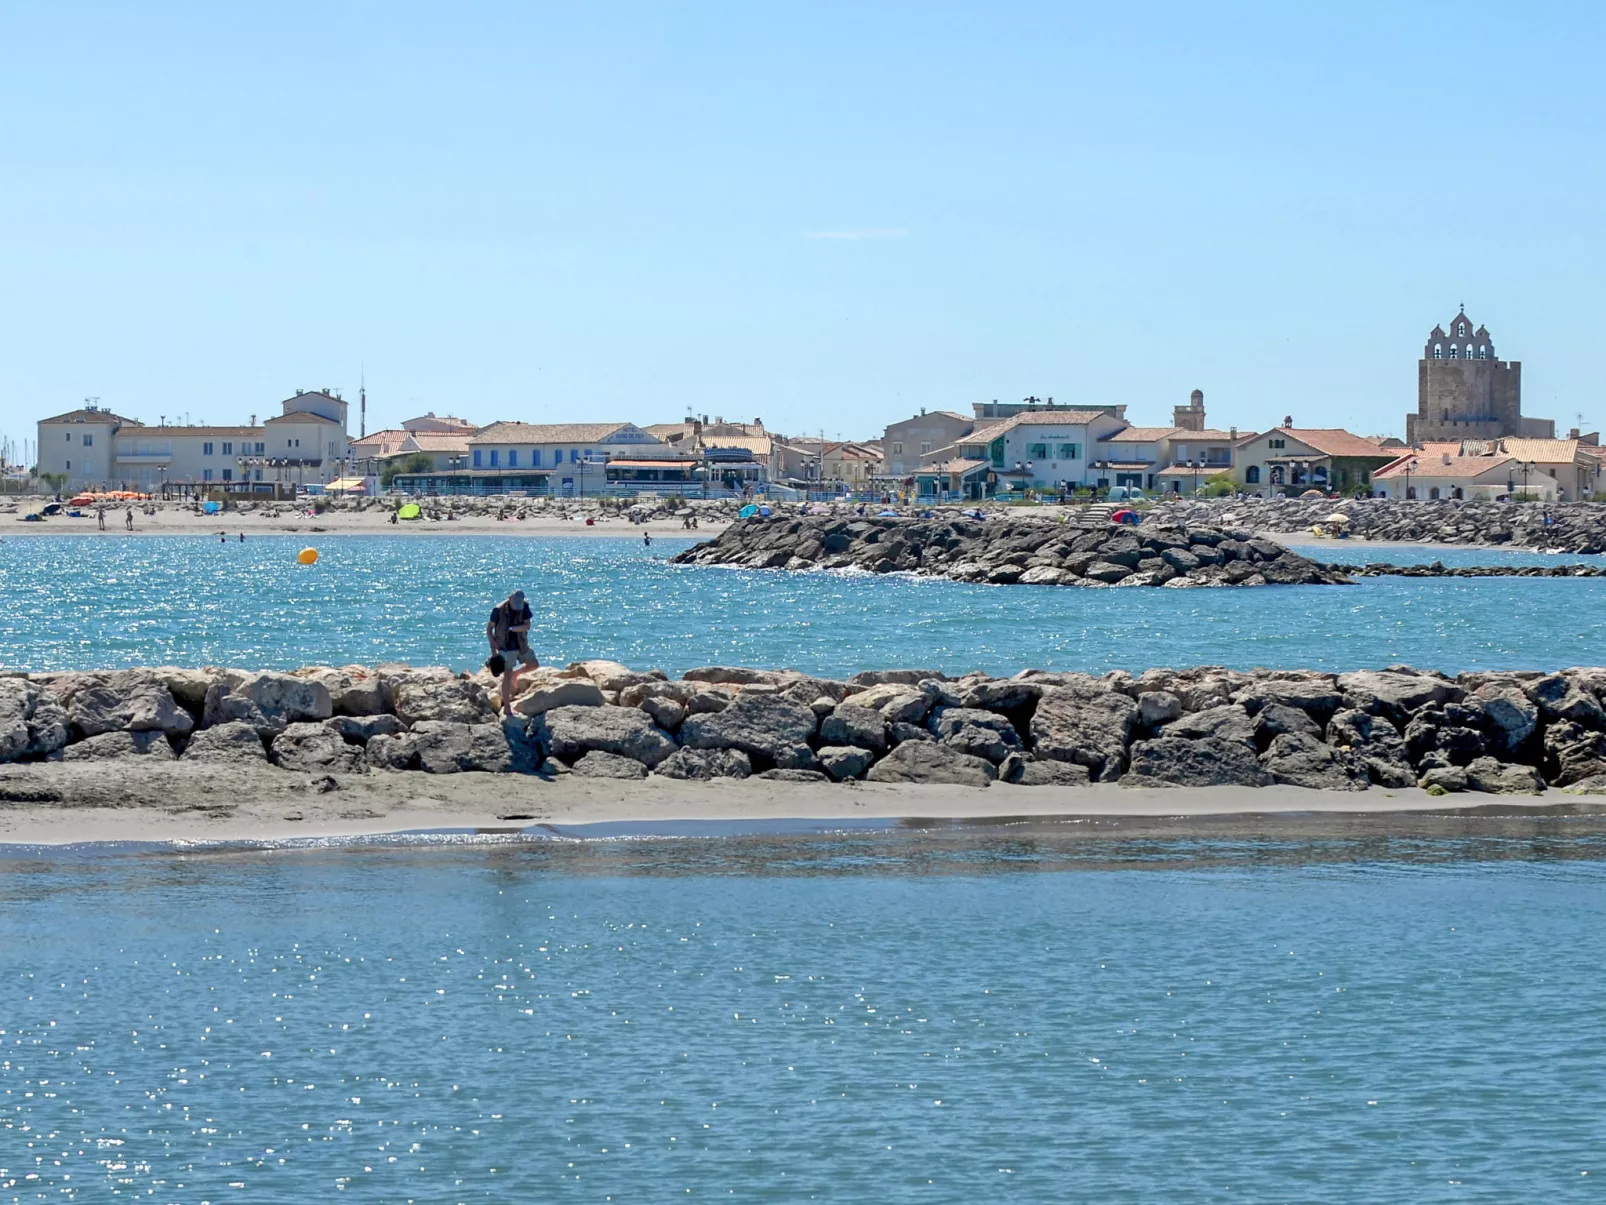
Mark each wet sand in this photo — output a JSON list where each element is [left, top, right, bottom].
[[0, 761, 1596, 847]]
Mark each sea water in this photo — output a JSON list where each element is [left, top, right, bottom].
[[1, 823, 1603, 1202], [3, 534, 1606, 677]]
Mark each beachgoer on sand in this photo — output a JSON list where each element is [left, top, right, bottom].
[[486, 589, 538, 717], [97, 506, 106, 530], [124, 507, 133, 531]]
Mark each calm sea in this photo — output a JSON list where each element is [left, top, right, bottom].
[[2, 820, 1604, 1202], [1, 534, 1605, 676]]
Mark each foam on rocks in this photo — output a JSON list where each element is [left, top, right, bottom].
[[8, 661, 1606, 797]]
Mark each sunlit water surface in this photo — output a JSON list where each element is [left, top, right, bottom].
[[3, 535, 1606, 676], [1, 823, 1603, 1202]]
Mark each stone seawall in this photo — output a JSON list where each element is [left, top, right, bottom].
[[1153, 497, 1606, 552], [8, 661, 1606, 796], [670, 517, 1350, 587]]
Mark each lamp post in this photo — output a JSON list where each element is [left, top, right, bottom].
[[1191, 456, 1201, 496], [1521, 460, 1532, 500], [1403, 457, 1418, 500]]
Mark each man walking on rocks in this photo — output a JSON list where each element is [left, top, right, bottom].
[[487, 589, 538, 717]]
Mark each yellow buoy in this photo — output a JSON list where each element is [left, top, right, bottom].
[[297, 547, 319, 565]]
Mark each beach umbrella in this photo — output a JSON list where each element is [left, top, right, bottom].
[[202, 500, 221, 514], [1300, 489, 1325, 499], [397, 502, 422, 520], [1324, 512, 1351, 524], [738, 504, 758, 519]]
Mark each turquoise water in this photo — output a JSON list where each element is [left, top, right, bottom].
[[2, 823, 1604, 1202], [3, 534, 1606, 677]]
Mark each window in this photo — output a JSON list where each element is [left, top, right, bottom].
[[65, 432, 72, 442], [83, 434, 93, 447], [489, 450, 500, 467], [571, 449, 580, 463], [1269, 466, 1285, 485], [1268, 438, 1285, 449], [473, 450, 482, 467], [254, 469, 262, 482], [507, 450, 518, 467], [892, 442, 903, 455], [1027, 443, 1048, 459], [919, 442, 931, 455], [255, 442, 265, 455], [1245, 465, 1260, 484], [202, 468, 214, 482], [552, 448, 562, 465], [65, 459, 71, 470], [203, 442, 214, 455], [222, 468, 232, 482], [222, 442, 232, 455], [1057, 443, 1081, 459], [531, 449, 541, 467], [1433, 343, 1442, 359], [1429, 486, 1441, 500]]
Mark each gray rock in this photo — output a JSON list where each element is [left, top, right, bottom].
[[1259, 732, 1369, 791], [571, 750, 648, 780], [1030, 688, 1139, 780], [1418, 765, 1468, 792], [1338, 669, 1461, 721], [653, 747, 753, 780], [1137, 691, 1183, 728], [183, 721, 268, 763], [513, 677, 607, 716], [152, 667, 222, 713], [408, 720, 513, 774], [820, 703, 889, 752], [929, 706, 1021, 761], [227, 670, 334, 727], [0, 679, 70, 762], [888, 721, 934, 745], [1161, 704, 1257, 747], [391, 675, 494, 727], [679, 694, 819, 768], [364, 732, 417, 771], [1015, 759, 1092, 786], [846, 683, 936, 724], [849, 669, 946, 686], [538, 705, 677, 768], [639, 696, 687, 732], [500, 715, 545, 774], [270, 722, 365, 773], [1237, 676, 1343, 720], [60, 730, 176, 761], [866, 742, 997, 786], [70, 670, 194, 738], [292, 666, 386, 716], [1526, 674, 1606, 728], [758, 768, 831, 782], [1464, 756, 1545, 795], [1083, 561, 1131, 583], [817, 745, 875, 781], [958, 679, 1044, 712], [1475, 687, 1539, 756], [1124, 736, 1272, 787], [1253, 703, 1322, 747], [1544, 720, 1606, 786]]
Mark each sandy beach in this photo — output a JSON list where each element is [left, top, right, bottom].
[[0, 761, 1597, 846]]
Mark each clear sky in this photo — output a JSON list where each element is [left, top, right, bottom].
[[1, 0, 1601, 454]]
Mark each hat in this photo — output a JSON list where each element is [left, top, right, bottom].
[[509, 589, 526, 604]]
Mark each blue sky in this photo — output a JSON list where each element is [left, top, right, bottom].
[[1, 0, 1601, 453]]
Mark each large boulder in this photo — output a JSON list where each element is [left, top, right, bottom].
[[409, 721, 513, 774], [1464, 756, 1545, 795], [1252, 703, 1322, 748], [1259, 732, 1369, 791], [291, 666, 386, 716], [1543, 720, 1606, 787], [390, 675, 493, 727], [364, 732, 417, 771], [849, 669, 945, 686], [151, 667, 223, 713], [653, 747, 753, 780], [1161, 704, 1256, 747], [571, 750, 649, 780], [679, 694, 819, 769], [182, 721, 268, 763], [1338, 669, 1461, 722], [61, 730, 176, 761], [512, 678, 606, 717], [819, 703, 889, 753], [564, 660, 666, 692], [846, 683, 936, 725], [538, 705, 677, 768], [1136, 691, 1183, 728], [1014, 759, 1092, 786], [270, 722, 365, 774], [1124, 736, 1272, 787], [0, 679, 70, 762], [1236, 676, 1343, 720], [817, 745, 876, 781], [866, 742, 997, 786], [1525, 674, 1606, 728], [203, 671, 332, 733], [326, 714, 407, 743], [958, 679, 1044, 712], [70, 670, 194, 738], [1474, 686, 1540, 757], [1030, 688, 1139, 780], [928, 706, 1021, 762]]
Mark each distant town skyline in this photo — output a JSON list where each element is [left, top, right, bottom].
[[2, 1, 1602, 450]]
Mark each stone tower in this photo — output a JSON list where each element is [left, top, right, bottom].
[[1406, 307, 1524, 443], [1173, 389, 1206, 432]]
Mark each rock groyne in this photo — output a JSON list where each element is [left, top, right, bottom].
[[1153, 497, 1606, 552], [9, 661, 1606, 796], [670, 517, 1350, 587]]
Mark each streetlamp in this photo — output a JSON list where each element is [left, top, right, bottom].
[[1403, 457, 1418, 500], [1191, 456, 1201, 496], [1521, 460, 1532, 500]]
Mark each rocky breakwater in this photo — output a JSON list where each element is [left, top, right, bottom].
[[1155, 497, 1606, 553], [669, 516, 1350, 587], [9, 661, 1606, 797]]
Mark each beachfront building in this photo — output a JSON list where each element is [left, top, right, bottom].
[[1495, 437, 1600, 500], [401, 412, 476, 434], [36, 390, 353, 494], [882, 410, 976, 478], [919, 410, 1130, 495], [1232, 426, 1395, 496], [1370, 443, 1541, 500]]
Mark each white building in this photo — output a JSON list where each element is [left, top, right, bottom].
[[922, 410, 1130, 491], [36, 390, 353, 493]]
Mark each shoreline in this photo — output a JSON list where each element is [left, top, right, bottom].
[[2, 764, 1600, 847], [4, 514, 727, 538]]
